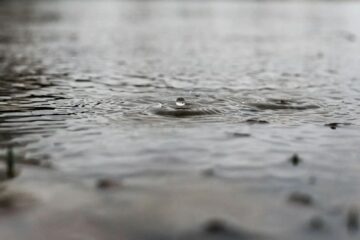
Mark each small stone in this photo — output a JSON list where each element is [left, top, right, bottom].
[[289, 154, 302, 166], [288, 192, 313, 207], [204, 219, 228, 234], [96, 178, 122, 190], [346, 207, 359, 232], [325, 123, 338, 130], [325, 122, 351, 130]]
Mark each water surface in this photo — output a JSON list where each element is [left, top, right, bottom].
[[1, 0, 360, 185]]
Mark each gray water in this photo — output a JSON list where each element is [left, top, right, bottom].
[[1, 0, 360, 185]]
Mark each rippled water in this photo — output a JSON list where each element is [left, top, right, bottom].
[[1, 0, 360, 184]]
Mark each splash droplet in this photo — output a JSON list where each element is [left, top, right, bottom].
[[176, 97, 186, 107]]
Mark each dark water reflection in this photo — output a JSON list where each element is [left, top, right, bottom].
[[1, 0, 360, 182]]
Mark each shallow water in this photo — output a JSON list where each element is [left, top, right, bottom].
[[1, 0, 360, 186]]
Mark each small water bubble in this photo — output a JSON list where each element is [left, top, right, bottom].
[[176, 97, 186, 107]]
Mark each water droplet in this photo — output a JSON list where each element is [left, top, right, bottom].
[[176, 97, 186, 107]]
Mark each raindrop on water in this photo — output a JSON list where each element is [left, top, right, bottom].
[[176, 97, 186, 107]]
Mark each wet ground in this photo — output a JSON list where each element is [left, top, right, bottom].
[[1, 0, 360, 239]]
